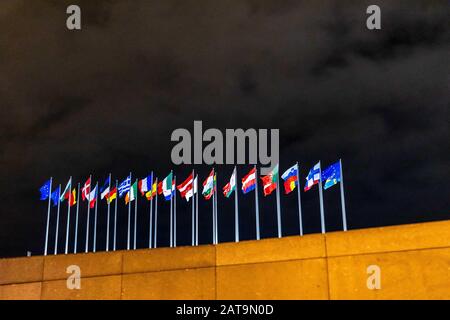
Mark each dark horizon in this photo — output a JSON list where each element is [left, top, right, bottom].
[[0, 0, 449, 258]]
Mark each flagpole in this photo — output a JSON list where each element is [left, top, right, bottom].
[[170, 171, 173, 248], [191, 170, 195, 246], [127, 172, 132, 250], [296, 162, 304, 236], [85, 174, 92, 253], [276, 166, 282, 238], [318, 162, 326, 234], [106, 173, 111, 251], [212, 168, 215, 244], [134, 178, 138, 250], [44, 177, 52, 256], [149, 172, 153, 248], [235, 166, 239, 242], [64, 177, 72, 254], [174, 175, 177, 248], [54, 184, 61, 255], [113, 180, 118, 251], [254, 165, 260, 240], [215, 172, 218, 244], [195, 175, 199, 246], [339, 159, 348, 231], [154, 178, 158, 248], [93, 182, 98, 253], [74, 183, 80, 254]]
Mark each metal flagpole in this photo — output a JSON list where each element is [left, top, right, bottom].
[[154, 178, 158, 248], [276, 166, 282, 238], [127, 172, 132, 250], [254, 165, 260, 240], [339, 159, 348, 231], [174, 175, 177, 248], [134, 178, 138, 250], [106, 173, 111, 251], [191, 170, 195, 246], [214, 172, 218, 244], [235, 167, 239, 242], [212, 169, 215, 244], [74, 183, 80, 253], [65, 177, 72, 254], [149, 172, 153, 248], [170, 171, 173, 248], [44, 177, 53, 256], [54, 184, 61, 255], [195, 175, 199, 246], [296, 162, 303, 236], [85, 174, 92, 253], [113, 180, 118, 251], [93, 182, 98, 252], [318, 162, 326, 233]]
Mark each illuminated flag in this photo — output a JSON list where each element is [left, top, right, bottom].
[[145, 181, 157, 200], [281, 164, 298, 194], [107, 187, 117, 203], [162, 172, 174, 201], [223, 170, 236, 198], [202, 170, 215, 200], [304, 162, 321, 191], [118, 175, 131, 198], [177, 173, 194, 202], [261, 165, 278, 196], [81, 177, 91, 201], [241, 167, 256, 194], [69, 189, 77, 207], [139, 175, 152, 196], [39, 180, 51, 200], [125, 181, 138, 204], [51, 186, 60, 207], [100, 176, 111, 200], [89, 185, 97, 208], [60, 179, 71, 202], [322, 161, 341, 190]]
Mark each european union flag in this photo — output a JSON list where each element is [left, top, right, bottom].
[[322, 161, 341, 190], [51, 187, 60, 207], [39, 180, 51, 200]]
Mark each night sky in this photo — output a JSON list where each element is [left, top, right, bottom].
[[0, 0, 449, 258]]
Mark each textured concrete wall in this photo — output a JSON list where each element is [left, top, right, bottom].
[[1, 220, 449, 300]]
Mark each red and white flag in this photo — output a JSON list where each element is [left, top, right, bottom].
[[177, 173, 194, 201], [82, 177, 91, 201]]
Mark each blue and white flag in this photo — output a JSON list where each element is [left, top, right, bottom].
[[304, 162, 321, 191], [322, 161, 341, 190], [51, 186, 60, 207], [100, 176, 111, 199], [39, 179, 51, 200], [118, 175, 131, 198]]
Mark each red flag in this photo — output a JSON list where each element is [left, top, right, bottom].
[[81, 177, 91, 201], [157, 181, 163, 195], [177, 173, 193, 200], [261, 175, 277, 196]]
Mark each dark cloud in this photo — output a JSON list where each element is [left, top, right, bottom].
[[0, 0, 449, 257]]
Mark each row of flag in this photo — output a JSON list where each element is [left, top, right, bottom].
[[39, 160, 347, 255]]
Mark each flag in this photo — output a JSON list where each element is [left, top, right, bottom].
[[139, 175, 152, 196], [89, 185, 97, 208], [241, 167, 256, 194], [69, 189, 77, 207], [322, 161, 341, 190], [261, 165, 278, 196], [157, 181, 163, 195], [107, 187, 117, 203], [202, 170, 214, 200], [304, 162, 321, 191], [100, 176, 111, 200], [51, 186, 60, 207], [39, 180, 51, 200], [60, 178, 71, 202], [118, 175, 131, 198], [126, 181, 138, 204], [162, 172, 173, 201], [81, 177, 91, 201], [177, 173, 194, 202], [145, 181, 157, 200], [223, 170, 236, 198], [281, 164, 298, 194]]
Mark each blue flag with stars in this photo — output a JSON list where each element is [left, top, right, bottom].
[[39, 179, 51, 200], [51, 187, 60, 207], [322, 161, 341, 190]]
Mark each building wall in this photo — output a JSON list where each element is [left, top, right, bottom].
[[1, 220, 449, 300]]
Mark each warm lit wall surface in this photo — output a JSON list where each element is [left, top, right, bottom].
[[1, 220, 449, 300]]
